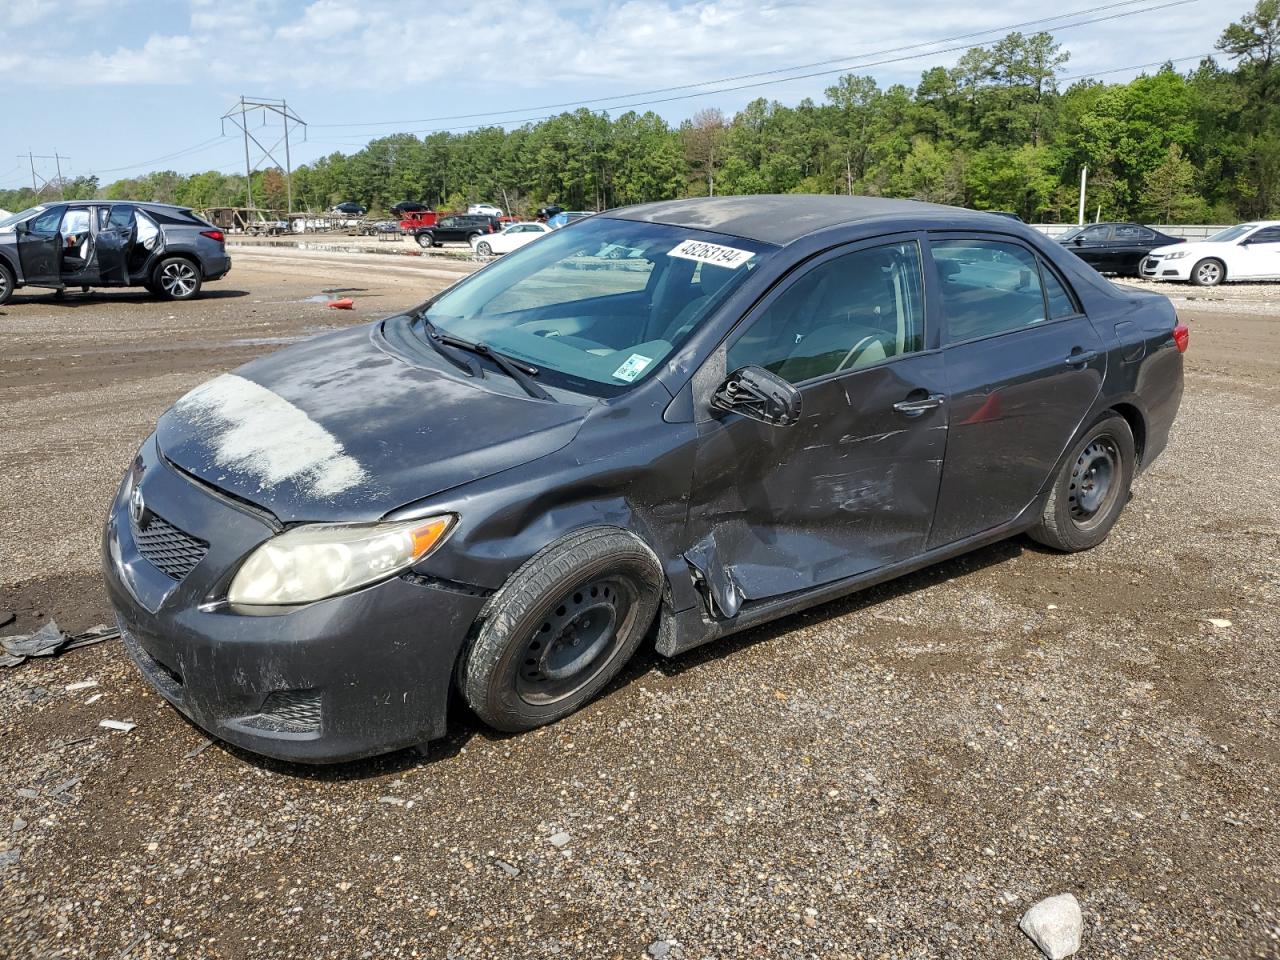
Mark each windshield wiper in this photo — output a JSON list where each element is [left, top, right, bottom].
[[416, 315, 482, 378], [418, 315, 555, 402]]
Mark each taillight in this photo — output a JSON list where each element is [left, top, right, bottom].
[[1173, 323, 1189, 353], [201, 229, 225, 243]]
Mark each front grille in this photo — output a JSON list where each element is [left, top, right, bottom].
[[132, 511, 208, 581], [250, 691, 322, 734]]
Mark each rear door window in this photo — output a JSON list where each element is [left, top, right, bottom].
[[932, 238, 1047, 343]]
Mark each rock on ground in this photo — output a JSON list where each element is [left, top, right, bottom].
[[1020, 893, 1083, 959]]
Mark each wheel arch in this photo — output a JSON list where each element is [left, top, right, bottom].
[[151, 250, 202, 281], [1107, 400, 1147, 466]]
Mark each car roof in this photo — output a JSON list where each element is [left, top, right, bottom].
[[608, 195, 1016, 245], [59, 199, 192, 212]]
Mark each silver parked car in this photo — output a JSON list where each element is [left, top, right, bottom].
[[0, 201, 232, 305]]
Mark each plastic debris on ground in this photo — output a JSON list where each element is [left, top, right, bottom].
[[0, 620, 120, 668], [99, 720, 136, 733], [327, 297, 355, 310]]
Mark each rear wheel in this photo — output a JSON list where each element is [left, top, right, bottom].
[[1191, 258, 1224, 287], [1029, 414, 1135, 552], [462, 527, 663, 733], [154, 257, 202, 301], [0, 262, 13, 305]]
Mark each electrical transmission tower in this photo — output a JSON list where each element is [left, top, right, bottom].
[[220, 96, 307, 213], [19, 151, 70, 198]]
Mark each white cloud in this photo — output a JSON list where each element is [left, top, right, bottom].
[[0, 0, 1256, 108]]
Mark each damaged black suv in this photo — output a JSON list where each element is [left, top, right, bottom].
[[104, 196, 1186, 763], [0, 201, 231, 305]]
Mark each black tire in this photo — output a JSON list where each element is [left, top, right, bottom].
[[416, 233, 433, 249], [1029, 414, 1135, 552], [466, 232, 482, 244], [0, 262, 13, 306], [462, 527, 663, 733], [476, 241, 493, 256], [153, 257, 202, 301], [1190, 258, 1225, 287]]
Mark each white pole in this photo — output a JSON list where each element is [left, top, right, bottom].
[[1078, 166, 1088, 225]]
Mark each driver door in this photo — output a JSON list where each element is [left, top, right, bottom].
[[16, 205, 66, 283], [684, 236, 949, 609]]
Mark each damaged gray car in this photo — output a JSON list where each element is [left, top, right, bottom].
[[104, 195, 1186, 763], [0, 201, 230, 304]]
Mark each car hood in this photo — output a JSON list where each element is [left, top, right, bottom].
[[156, 322, 590, 523], [1150, 241, 1221, 256]]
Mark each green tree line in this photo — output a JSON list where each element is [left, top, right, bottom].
[[4, 1, 1277, 223]]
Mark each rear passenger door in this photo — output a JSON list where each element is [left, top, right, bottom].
[[96, 205, 134, 285], [925, 235, 1105, 548]]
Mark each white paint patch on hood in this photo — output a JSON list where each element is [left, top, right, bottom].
[[174, 373, 367, 497]]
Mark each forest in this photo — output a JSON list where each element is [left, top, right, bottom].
[[3, 0, 1277, 224]]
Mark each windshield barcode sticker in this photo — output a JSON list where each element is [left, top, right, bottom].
[[668, 239, 754, 269], [612, 354, 653, 382]]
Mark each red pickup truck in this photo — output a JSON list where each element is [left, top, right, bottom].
[[398, 211, 438, 232]]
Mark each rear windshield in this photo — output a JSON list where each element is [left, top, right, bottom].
[[423, 217, 776, 397]]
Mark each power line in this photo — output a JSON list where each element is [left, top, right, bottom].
[[311, 0, 1195, 131], [1058, 51, 1212, 82], [84, 136, 231, 176]]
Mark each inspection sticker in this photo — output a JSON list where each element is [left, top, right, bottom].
[[667, 238, 754, 269], [612, 353, 653, 382]]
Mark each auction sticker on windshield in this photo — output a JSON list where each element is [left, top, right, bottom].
[[612, 353, 653, 382], [668, 239, 754, 269]]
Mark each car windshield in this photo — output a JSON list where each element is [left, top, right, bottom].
[[0, 205, 45, 229], [424, 217, 775, 397], [1207, 224, 1257, 242], [1058, 226, 1085, 240]]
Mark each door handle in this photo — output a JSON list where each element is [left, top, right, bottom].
[[893, 393, 946, 416], [1064, 349, 1098, 366]]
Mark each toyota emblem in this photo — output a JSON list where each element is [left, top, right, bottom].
[[129, 485, 147, 527]]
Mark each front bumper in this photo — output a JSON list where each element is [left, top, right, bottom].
[[103, 435, 487, 763], [1139, 255, 1191, 281]]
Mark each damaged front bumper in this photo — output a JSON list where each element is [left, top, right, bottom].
[[102, 434, 487, 763]]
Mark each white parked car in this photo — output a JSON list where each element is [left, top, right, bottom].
[[1142, 221, 1280, 286], [467, 203, 504, 217], [470, 221, 553, 256]]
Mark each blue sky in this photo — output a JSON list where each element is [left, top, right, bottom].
[[0, 0, 1252, 189]]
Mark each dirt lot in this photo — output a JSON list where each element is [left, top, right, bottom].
[[0, 258, 1277, 959]]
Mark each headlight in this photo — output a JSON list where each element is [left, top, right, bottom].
[[1162, 251, 1189, 260], [228, 515, 455, 605]]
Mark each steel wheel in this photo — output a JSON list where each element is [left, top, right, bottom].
[[1192, 259, 1223, 286], [159, 261, 198, 298], [1067, 436, 1121, 531], [515, 575, 640, 705]]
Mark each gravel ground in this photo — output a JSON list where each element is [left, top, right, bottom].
[[0, 256, 1277, 959]]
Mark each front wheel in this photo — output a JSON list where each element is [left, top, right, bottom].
[[1191, 258, 1224, 287], [476, 241, 493, 256], [154, 258, 202, 301], [416, 233, 433, 249], [462, 527, 663, 733], [0, 262, 15, 305], [1029, 414, 1135, 552]]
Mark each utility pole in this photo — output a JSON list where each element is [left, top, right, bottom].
[[1078, 165, 1088, 226], [20, 151, 70, 198], [221, 96, 307, 213]]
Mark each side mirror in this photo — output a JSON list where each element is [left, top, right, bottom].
[[712, 365, 802, 427], [1072, 235, 1084, 245]]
